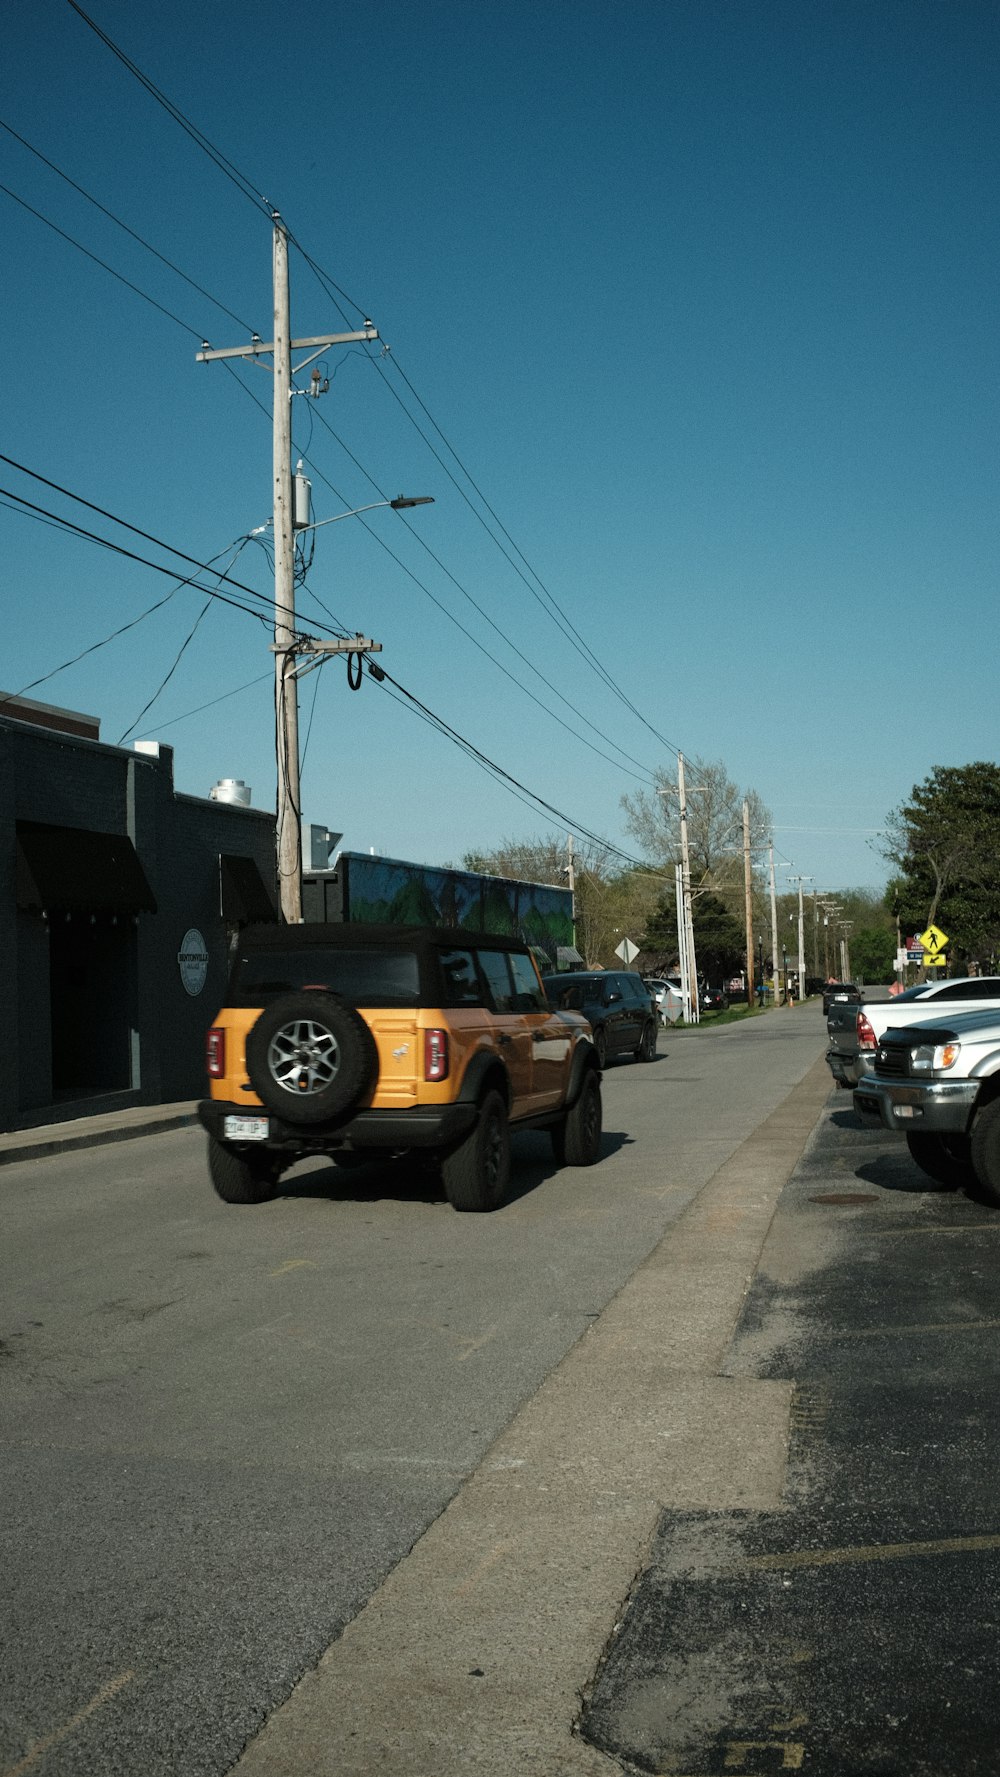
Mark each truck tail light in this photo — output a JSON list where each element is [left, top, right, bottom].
[[206, 1027, 226, 1078], [857, 1012, 877, 1051], [424, 1029, 449, 1081]]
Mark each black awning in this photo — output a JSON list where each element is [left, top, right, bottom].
[[220, 853, 277, 925], [16, 821, 157, 913]]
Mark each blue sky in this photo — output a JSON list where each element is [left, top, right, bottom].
[[2, 0, 996, 894]]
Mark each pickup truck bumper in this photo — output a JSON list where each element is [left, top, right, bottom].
[[853, 1077, 979, 1135], [826, 1047, 874, 1089]]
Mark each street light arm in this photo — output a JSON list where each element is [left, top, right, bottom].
[[296, 495, 434, 535]]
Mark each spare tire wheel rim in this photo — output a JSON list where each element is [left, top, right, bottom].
[[268, 1016, 340, 1098]]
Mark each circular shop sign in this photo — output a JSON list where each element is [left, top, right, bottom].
[[178, 928, 209, 997]]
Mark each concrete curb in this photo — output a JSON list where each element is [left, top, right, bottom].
[[0, 1105, 199, 1167], [233, 1054, 833, 1777]]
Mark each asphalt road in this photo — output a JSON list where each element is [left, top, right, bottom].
[[1, 1009, 822, 1777], [582, 1079, 1000, 1775]]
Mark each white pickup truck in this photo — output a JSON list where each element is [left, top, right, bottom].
[[826, 976, 1000, 1090], [853, 1002, 1000, 1201]]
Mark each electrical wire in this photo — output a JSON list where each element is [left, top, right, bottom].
[[214, 359, 658, 783], [117, 595, 214, 742], [67, 1, 275, 221], [55, 2, 685, 764], [0, 117, 257, 335], [0, 178, 206, 339]]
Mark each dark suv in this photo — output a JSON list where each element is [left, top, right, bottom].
[[545, 970, 657, 1067], [199, 923, 603, 1213]]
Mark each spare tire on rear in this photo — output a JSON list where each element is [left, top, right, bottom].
[[245, 992, 377, 1124]]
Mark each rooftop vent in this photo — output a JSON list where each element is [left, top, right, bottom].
[[209, 779, 252, 807]]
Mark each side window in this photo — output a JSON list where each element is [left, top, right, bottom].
[[947, 980, 1000, 1000], [477, 949, 515, 1013], [439, 948, 481, 1005], [509, 950, 546, 1013]]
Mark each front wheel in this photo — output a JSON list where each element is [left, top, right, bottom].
[[905, 1130, 974, 1191], [207, 1136, 278, 1205], [970, 1100, 1000, 1205], [551, 1071, 603, 1167], [592, 1027, 608, 1069], [635, 1019, 658, 1062], [440, 1090, 510, 1212]]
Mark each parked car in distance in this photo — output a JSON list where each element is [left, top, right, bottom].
[[548, 970, 658, 1066], [822, 981, 862, 1015], [199, 922, 604, 1213], [700, 984, 729, 1013], [644, 976, 684, 1024]]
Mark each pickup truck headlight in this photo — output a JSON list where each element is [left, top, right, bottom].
[[911, 1041, 961, 1072]]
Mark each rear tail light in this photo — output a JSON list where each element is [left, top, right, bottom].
[[206, 1027, 226, 1078], [424, 1028, 449, 1081], [857, 1011, 877, 1051]]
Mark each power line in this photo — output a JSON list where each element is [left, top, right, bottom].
[[0, 178, 204, 339], [0, 117, 257, 335], [66, 1, 274, 220], [55, 2, 685, 765]]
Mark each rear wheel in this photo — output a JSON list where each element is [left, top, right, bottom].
[[906, 1130, 974, 1191], [635, 1019, 657, 1062], [207, 1136, 278, 1205], [970, 1100, 1000, 1204], [440, 1090, 510, 1212], [551, 1071, 603, 1167]]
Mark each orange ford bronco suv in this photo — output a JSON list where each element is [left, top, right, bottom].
[[198, 923, 603, 1212]]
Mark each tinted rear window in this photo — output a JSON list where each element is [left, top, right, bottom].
[[230, 946, 421, 1008]]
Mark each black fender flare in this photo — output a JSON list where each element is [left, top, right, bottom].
[[456, 1048, 512, 1111], [565, 1041, 602, 1107]]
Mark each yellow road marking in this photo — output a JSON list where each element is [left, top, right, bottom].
[[835, 1317, 1000, 1337], [874, 1223, 1000, 1238], [269, 1259, 318, 1276], [735, 1531, 1000, 1574], [1, 1671, 135, 1777]]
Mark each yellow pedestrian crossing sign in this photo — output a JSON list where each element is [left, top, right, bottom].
[[919, 925, 949, 957]]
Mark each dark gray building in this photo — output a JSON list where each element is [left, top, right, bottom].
[[0, 696, 276, 1131]]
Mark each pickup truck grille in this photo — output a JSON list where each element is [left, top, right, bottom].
[[873, 1044, 910, 1079]]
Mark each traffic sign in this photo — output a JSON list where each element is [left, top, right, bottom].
[[925, 954, 947, 968], [919, 924, 949, 956], [615, 937, 639, 966]]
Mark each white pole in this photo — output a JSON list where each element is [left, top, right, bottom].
[[678, 754, 699, 1023], [272, 217, 302, 924], [769, 843, 780, 1006]]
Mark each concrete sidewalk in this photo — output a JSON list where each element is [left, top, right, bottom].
[[0, 1101, 199, 1166], [233, 1053, 833, 1777]]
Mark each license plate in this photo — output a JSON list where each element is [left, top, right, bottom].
[[223, 1115, 270, 1141]]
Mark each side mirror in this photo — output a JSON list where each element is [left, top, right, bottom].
[[605, 990, 622, 1006]]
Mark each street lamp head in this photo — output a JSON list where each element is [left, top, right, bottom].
[[390, 495, 435, 509]]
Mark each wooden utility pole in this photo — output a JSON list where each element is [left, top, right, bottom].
[[196, 221, 378, 923]]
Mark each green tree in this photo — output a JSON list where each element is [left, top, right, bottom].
[[881, 764, 1000, 968]]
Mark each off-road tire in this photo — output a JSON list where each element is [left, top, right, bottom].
[[635, 1019, 658, 1062], [906, 1130, 974, 1191], [207, 1135, 278, 1205], [440, 1090, 510, 1212], [550, 1071, 603, 1167], [970, 1100, 1000, 1205], [245, 991, 377, 1125]]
